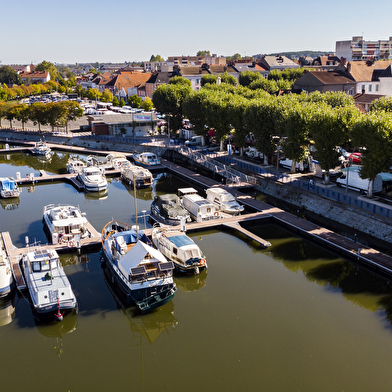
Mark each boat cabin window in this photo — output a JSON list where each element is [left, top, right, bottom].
[[32, 262, 41, 272], [173, 247, 178, 255]]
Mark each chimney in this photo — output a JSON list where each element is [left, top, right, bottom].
[[347, 62, 351, 73]]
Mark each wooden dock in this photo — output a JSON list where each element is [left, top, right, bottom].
[[161, 159, 392, 278], [2, 221, 102, 291], [2, 145, 392, 280]]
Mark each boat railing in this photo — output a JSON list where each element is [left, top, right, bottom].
[[177, 146, 259, 186]]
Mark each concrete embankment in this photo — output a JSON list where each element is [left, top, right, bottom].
[[256, 179, 392, 250], [2, 128, 392, 250]]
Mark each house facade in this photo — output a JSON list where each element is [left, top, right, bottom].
[[336, 36, 392, 61], [88, 112, 158, 137], [19, 71, 50, 84]]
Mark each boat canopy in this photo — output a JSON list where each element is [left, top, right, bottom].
[[118, 241, 167, 275], [1, 178, 16, 191], [166, 233, 195, 248]]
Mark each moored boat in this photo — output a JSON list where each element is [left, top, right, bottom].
[[179, 188, 220, 221], [20, 247, 78, 319], [133, 152, 160, 167], [151, 225, 207, 274], [121, 165, 153, 188], [77, 166, 108, 192], [0, 235, 14, 298], [31, 139, 51, 156], [0, 177, 21, 199], [106, 153, 131, 170], [66, 158, 87, 174], [150, 194, 191, 225], [86, 155, 113, 170], [101, 220, 177, 313], [43, 204, 91, 247], [205, 187, 244, 215]]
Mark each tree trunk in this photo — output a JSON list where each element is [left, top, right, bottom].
[[291, 160, 296, 174], [367, 179, 374, 198], [324, 171, 330, 185]]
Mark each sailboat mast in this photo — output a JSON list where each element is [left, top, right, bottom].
[[134, 177, 138, 239]]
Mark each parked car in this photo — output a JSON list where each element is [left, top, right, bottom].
[[349, 153, 362, 164], [245, 147, 262, 159]]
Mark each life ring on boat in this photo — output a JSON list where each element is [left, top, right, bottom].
[[118, 162, 122, 166], [214, 211, 219, 217], [68, 240, 75, 248], [200, 258, 206, 266]]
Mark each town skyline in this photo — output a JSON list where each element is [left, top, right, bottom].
[[2, 0, 392, 65]]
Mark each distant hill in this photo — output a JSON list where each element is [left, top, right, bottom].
[[253, 51, 334, 59]]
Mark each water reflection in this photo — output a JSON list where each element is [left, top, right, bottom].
[[0, 197, 20, 210], [84, 189, 108, 201], [0, 290, 17, 326], [103, 266, 178, 344], [248, 223, 392, 327], [35, 312, 78, 357], [174, 270, 207, 292]]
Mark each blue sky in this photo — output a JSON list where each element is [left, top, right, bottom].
[[2, 0, 392, 65]]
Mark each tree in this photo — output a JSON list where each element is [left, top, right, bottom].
[[100, 89, 111, 102], [309, 105, 358, 184], [30, 102, 48, 131], [141, 97, 153, 112], [244, 96, 280, 165], [351, 112, 392, 197], [0, 66, 22, 85], [219, 72, 237, 86], [370, 96, 392, 112], [35, 61, 60, 82], [182, 90, 209, 135], [128, 94, 142, 108], [196, 50, 211, 57], [278, 98, 313, 173], [150, 55, 164, 62], [152, 83, 192, 135], [201, 75, 217, 86], [112, 96, 119, 107], [60, 101, 83, 132], [119, 98, 126, 107], [169, 76, 191, 86], [238, 71, 263, 87]]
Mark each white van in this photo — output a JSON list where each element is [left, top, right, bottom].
[[185, 135, 204, 147], [336, 167, 382, 194]]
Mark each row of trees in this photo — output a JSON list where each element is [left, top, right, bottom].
[[152, 77, 392, 197], [0, 101, 83, 132]]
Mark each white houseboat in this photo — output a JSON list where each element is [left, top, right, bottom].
[[0, 177, 21, 199], [101, 220, 177, 313], [106, 153, 131, 170], [133, 152, 160, 167], [121, 165, 153, 188], [77, 166, 108, 192], [66, 158, 87, 174], [20, 247, 78, 319], [43, 204, 91, 247], [0, 235, 14, 298], [31, 139, 51, 156], [179, 188, 220, 221], [151, 225, 207, 274], [205, 187, 244, 215]]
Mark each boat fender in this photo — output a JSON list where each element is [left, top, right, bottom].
[[214, 211, 219, 217]]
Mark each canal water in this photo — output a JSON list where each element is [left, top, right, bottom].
[[2, 150, 392, 391]]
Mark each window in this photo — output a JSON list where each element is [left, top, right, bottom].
[[369, 84, 372, 92], [376, 84, 379, 92]]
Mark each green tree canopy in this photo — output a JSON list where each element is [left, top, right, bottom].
[[150, 55, 164, 62], [35, 61, 60, 82], [196, 50, 211, 57], [351, 111, 392, 196], [0, 66, 22, 85]]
